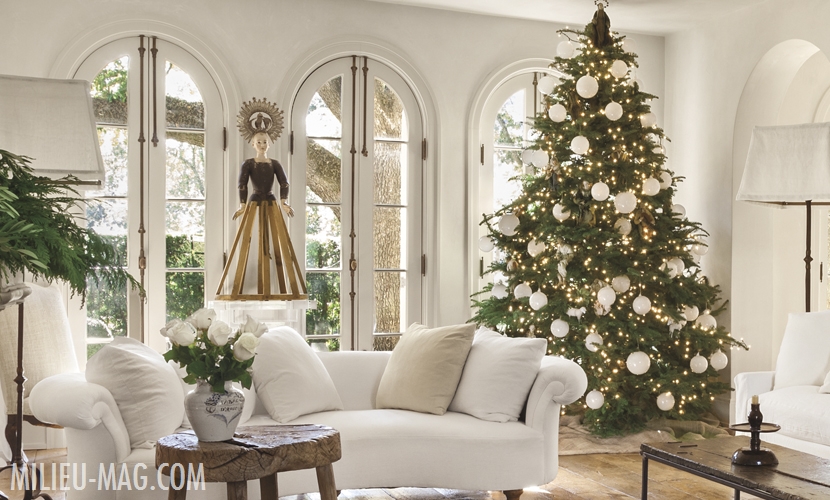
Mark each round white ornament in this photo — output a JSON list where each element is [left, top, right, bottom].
[[615, 218, 632, 236], [696, 313, 717, 330], [571, 135, 590, 155], [633, 295, 652, 315], [529, 291, 548, 310], [491, 283, 508, 299], [640, 112, 657, 128], [692, 242, 708, 256], [610, 60, 628, 78], [514, 282, 532, 299], [614, 192, 638, 214], [591, 182, 610, 201], [597, 286, 617, 307], [642, 178, 661, 196], [550, 319, 569, 338], [548, 103, 567, 122], [664, 261, 678, 279], [498, 213, 520, 235], [672, 204, 686, 219], [521, 149, 535, 165], [626, 351, 651, 375], [531, 149, 549, 167], [605, 101, 623, 121], [657, 392, 675, 411], [585, 332, 603, 353], [684, 305, 700, 322], [669, 257, 685, 274], [557, 40, 576, 58], [527, 239, 546, 257], [576, 75, 599, 98], [612, 275, 631, 293], [585, 390, 605, 409], [659, 171, 673, 189], [478, 235, 495, 252], [710, 350, 728, 371], [690, 354, 709, 374], [553, 203, 571, 222], [537, 75, 558, 95]]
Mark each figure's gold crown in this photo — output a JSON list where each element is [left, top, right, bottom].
[[237, 97, 284, 143]]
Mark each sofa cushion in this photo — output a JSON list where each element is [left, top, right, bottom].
[[758, 385, 830, 447], [449, 328, 546, 422], [85, 338, 184, 449], [252, 326, 343, 423], [376, 323, 475, 415], [774, 311, 830, 389]]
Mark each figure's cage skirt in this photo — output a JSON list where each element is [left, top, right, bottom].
[[216, 201, 308, 301]]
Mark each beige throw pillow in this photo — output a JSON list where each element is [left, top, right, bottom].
[[376, 322, 475, 415]]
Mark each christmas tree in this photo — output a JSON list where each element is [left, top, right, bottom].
[[471, 4, 747, 436]]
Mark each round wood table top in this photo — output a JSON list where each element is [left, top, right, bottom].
[[155, 424, 341, 483]]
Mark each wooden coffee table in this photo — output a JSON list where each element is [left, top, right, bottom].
[[156, 424, 341, 500], [641, 436, 830, 499]]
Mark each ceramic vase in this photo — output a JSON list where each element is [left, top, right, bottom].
[[185, 380, 245, 442]]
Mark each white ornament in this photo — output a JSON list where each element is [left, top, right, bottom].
[[630, 78, 643, 88], [597, 286, 617, 307], [567, 307, 587, 321], [514, 282, 532, 299], [684, 305, 700, 322], [491, 283, 508, 299], [659, 171, 673, 189], [570, 135, 590, 155], [478, 235, 495, 252], [615, 218, 632, 236], [537, 75, 558, 95], [626, 351, 651, 375], [557, 40, 576, 59], [633, 295, 652, 315], [657, 392, 675, 411], [585, 332, 603, 353], [692, 242, 708, 256], [642, 178, 661, 196], [529, 291, 548, 310], [506, 259, 518, 272], [612, 275, 630, 293], [690, 354, 709, 374], [558, 261, 568, 278], [621, 37, 636, 53], [553, 203, 571, 222], [550, 319, 569, 338], [591, 182, 610, 201], [669, 258, 685, 275], [605, 101, 623, 121], [531, 149, 549, 167], [668, 319, 686, 333], [521, 149, 535, 165], [527, 239, 546, 257], [498, 213, 520, 235], [586, 390, 605, 409], [653, 146, 664, 155], [576, 75, 599, 98], [672, 204, 686, 219], [710, 350, 728, 371], [610, 60, 628, 78], [614, 192, 638, 214], [696, 313, 717, 330], [548, 103, 567, 122], [665, 261, 679, 278], [559, 244, 573, 256], [640, 112, 657, 128]]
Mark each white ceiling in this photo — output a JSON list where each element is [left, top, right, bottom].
[[365, 0, 771, 35]]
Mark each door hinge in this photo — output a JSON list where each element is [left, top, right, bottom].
[[223, 127, 227, 151], [223, 251, 228, 267], [290, 131, 294, 155], [421, 254, 427, 276], [480, 144, 484, 165], [422, 138, 427, 161], [822, 262, 824, 283], [480, 257, 484, 277]]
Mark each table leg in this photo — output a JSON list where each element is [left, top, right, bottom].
[[734, 489, 740, 500], [227, 481, 247, 500], [641, 455, 648, 500], [316, 464, 338, 500], [260, 474, 278, 499], [168, 467, 187, 500], [168, 487, 187, 500]]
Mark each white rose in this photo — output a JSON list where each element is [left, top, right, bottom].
[[167, 320, 197, 346], [241, 315, 268, 338], [187, 308, 216, 330], [160, 319, 183, 338], [233, 332, 259, 361], [207, 320, 232, 347]]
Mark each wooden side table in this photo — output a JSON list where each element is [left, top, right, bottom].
[[156, 424, 341, 500]]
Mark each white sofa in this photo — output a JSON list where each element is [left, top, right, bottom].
[[30, 350, 587, 500], [733, 310, 830, 459]]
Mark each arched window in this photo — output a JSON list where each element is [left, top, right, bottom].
[[291, 56, 424, 351]]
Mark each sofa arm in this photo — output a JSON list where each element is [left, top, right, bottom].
[[733, 371, 775, 425], [29, 373, 132, 462], [525, 355, 587, 430]]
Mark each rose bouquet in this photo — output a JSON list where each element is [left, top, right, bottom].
[[161, 308, 267, 393]]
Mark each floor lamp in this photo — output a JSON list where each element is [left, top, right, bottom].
[[736, 122, 830, 312]]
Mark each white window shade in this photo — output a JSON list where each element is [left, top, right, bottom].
[[0, 74, 104, 184]]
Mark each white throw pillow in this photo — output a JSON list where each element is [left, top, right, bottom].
[[252, 326, 343, 422], [774, 311, 830, 389], [820, 371, 830, 394], [86, 338, 184, 449], [449, 328, 546, 422], [168, 361, 257, 428], [376, 322, 475, 415]]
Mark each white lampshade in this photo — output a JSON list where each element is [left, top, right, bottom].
[[0, 74, 104, 185]]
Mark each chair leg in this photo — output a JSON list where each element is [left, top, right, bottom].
[[504, 489, 523, 500]]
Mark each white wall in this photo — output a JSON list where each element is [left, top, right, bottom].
[[0, 0, 665, 327]]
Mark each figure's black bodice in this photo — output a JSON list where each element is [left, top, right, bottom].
[[238, 159, 289, 203]]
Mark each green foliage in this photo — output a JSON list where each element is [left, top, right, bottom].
[[306, 239, 341, 340], [471, 24, 747, 436], [91, 59, 127, 103], [163, 327, 255, 393]]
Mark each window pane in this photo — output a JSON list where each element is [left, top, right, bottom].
[[306, 272, 340, 336], [165, 62, 204, 129], [307, 77, 342, 138], [494, 89, 525, 147], [306, 205, 341, 269], [166, 234, 205, 269], [86, 198, 128, 264], [493, 149, 523, 209], [374, 271, 404, 334], [166, 201, 204, 241], [307, 139, 341, 203], [166, 271, 204, 322], [86, 276, 128, 339], [90, 57, 128, 125], [374, 78, 406, 140], [93, 127, 129, 197], [374, 142, 407, 205], [374, 207, 404, 269], [166, 133, 205, 198]]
